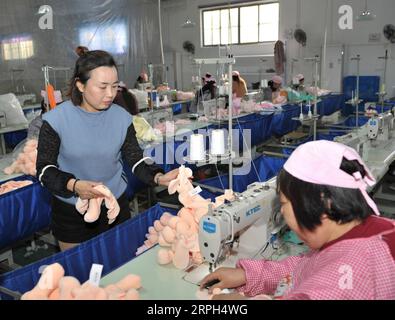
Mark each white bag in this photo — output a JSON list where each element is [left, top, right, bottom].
[[0, 93, 28, 126]]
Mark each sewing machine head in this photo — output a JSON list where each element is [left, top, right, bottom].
[[198, 178, 283, 270], [140, 108, 173, 127], [367, 112, 394, 141]]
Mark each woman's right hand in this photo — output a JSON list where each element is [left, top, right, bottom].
[[199, 267, 247, 294], [68, 179, 104, 200]]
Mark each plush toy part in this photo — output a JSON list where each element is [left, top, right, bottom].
[[136, 165, 234, 271], [21, 263, 143, 300], [75, 184, 120, 224]]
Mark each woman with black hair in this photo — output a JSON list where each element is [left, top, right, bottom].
[[36, 50, 178, 251], [201, 140, 395, 300]]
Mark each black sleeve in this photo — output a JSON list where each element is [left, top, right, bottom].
[[36, 121, 76, 197], [121, 123, 164, 187]]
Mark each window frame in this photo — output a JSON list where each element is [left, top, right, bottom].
[[1, 35, 34, 61], [201, 1, 279, 47]]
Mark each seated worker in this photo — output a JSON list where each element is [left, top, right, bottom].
[[134, 71, 150, 89], [292, 73, 305, 91], [269, 75, 287, 104], [201, 140, 395, 300], [232, 71, 247, 98], [113, 81, 139, 115], [190, 73, 217, 113]]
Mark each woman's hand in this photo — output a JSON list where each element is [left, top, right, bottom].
[[67, 179, 104, 200], [199, 267, 247, 294], [155, 169, 180, 186]]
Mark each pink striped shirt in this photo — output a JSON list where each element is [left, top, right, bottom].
[[236, 219, 395, 300]]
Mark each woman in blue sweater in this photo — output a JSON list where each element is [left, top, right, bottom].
[[36, 50, 178, 251]]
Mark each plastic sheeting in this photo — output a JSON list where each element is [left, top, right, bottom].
[[0, 204, 174, 299], [0, 0, 161, 99]]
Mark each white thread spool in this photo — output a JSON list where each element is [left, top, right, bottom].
[[210, 129, 225, 155], [260, 79, 268, 88], [190, 134, 205, 161], [156, 95, 160, 108]]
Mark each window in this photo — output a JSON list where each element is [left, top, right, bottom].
[[202, 2, 279, 46], [79, 22, 127, 55], [2, 36, 34, 60]]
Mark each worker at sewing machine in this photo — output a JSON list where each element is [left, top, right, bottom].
[[291, 73, 305, 92], [134, 71, 151, 90], [269, 75, 287, 104], [201, 140, 395, 300], [190, 73, 217, 113], [232, 71, 247, 98]]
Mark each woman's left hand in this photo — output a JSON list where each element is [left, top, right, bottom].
[[156, 168, 180, 186]]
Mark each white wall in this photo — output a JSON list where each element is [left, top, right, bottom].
[[162, 0, 395, 97]]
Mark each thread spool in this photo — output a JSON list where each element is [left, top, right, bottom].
[[260, 79, 268, 88], [189, 134, 205, 161], [210, 129, 225, 155]]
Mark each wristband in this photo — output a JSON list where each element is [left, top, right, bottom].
[[72, 179, 80, 195]]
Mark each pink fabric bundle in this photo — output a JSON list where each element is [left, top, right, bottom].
[[4, 139, 38, 176], [174, 119, 191, 125], [176, 91, 194, 101], [21, 263, 142, 300], [136, 165, 234, 270], [76, 185, 120, 224], [0, 180, 33, 195], [305, 87, 331, 96]]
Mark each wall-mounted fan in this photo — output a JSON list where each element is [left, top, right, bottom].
[[183, 41, 195, 55], [383, 24, 395, 43], [294, 29, 307, 46]]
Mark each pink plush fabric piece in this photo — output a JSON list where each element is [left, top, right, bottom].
[[4, 139, 38, 176], [75, 185, 120, 224], [22, 263, 143, 300], [176, 91, 194, 101], [174, 119, 192, 125], [0, 180, 33, 195]]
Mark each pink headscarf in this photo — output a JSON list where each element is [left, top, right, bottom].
[[272, 75, 283, 84], [202, 73, 216, 84], [283, 140, 380, 215], [232, 71, 240, 77]]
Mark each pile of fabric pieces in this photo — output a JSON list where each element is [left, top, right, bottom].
[[136, 165, 234, 270], [241, 100, 278, 113], [0, 180, 33, 195], [305, 87, 331, 97], [152, 118, 194, 137], [133, 116, 161, 142], [176, 91, 194, 101], [21, 263, 142, 300], [3, 139, 38, 176]]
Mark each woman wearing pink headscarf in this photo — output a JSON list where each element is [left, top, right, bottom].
[[201, 140, 395, 300]]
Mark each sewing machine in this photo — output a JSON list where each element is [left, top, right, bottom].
[[334, 111, 395, 184], [140, 107, 173, 127], [183, 177, 284, 285]]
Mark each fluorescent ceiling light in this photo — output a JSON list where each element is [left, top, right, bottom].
[[181, 18, 196, 28], [356, 0, 376, 21]]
